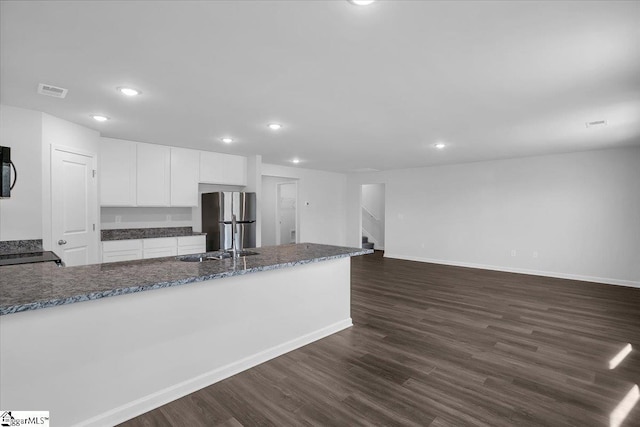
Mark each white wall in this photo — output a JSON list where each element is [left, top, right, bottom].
[[244, 155, 263, 247], [347, 147, 640, 287], [0, 105, 43, 241], [262, 163, 348, 247]]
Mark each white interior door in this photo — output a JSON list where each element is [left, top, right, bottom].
[[52, 147, 98, 266], [276, 182, 298, 245]]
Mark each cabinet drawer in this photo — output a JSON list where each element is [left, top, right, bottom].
[[177, 235, 205, 247], [143, 247, 178, 259], [177, 245, 206, 256], [143, 237, 177, 249], [103, 250, 142, 263], [103, 239, 143, 252]]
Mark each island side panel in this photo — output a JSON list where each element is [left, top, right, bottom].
[[0, 257, 351, 427]]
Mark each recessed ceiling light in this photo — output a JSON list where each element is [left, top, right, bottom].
[[292, 158, 300, 164], [268, 123, 282, 130], [91, 115, 110, 122], [117, 87, 141, 96], [221, 137, 234, 144], [434, 142, 446, 149], [348, 0, 375, 5]]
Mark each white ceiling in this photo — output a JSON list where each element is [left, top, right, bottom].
[[1, 0, 639, 172]]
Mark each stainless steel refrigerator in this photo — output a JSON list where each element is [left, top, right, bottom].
[[201, 192, 257, 252]]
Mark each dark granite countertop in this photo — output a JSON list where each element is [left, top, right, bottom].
[[0, 239, 43, 255], [0, 243, 372, 315], [101, 227, 206, 241]]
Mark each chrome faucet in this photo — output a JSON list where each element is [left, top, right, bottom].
[[229, 213, 238, 259]]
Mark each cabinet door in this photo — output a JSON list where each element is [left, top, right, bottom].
[[137, 143, 171, 206], [199, 151, 247, 186], [223, 154, 247, 186], [100, 138, 136, 206], [170, 147, 200, 207]]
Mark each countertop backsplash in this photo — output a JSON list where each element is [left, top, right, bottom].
[[101, 227, 204, 241], [100, 206, 195, 231], [0, 239, 43, 255]]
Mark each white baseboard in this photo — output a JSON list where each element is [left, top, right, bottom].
[[383, 253, 640, 289], [76, 318, 353, 427]]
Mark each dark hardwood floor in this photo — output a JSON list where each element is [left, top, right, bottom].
[[120, 251, 640, 426]]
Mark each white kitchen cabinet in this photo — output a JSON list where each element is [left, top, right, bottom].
[[170, 147, 200, 207], [137, 143, 171, 206], [101, 138, 246, 206], [142, 237, 178, 259], [199, 151, 247, 186], [100, 138, 137, 206], [177, 235, 206, 255], [102, 239, 143, 263]]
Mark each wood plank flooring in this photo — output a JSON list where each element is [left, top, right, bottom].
[[119, 251, 640, 426]]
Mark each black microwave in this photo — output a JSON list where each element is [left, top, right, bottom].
[[1, 145, 16, 199]]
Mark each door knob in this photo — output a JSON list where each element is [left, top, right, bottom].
[[58, 240, 67, 245]]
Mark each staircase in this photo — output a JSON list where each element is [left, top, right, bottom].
[[361, 205, 383, 250], [362, 236, 375, 250]]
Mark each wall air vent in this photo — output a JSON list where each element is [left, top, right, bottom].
[[37, 83, 68, 99]]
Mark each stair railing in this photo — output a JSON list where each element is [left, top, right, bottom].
[[361, 206, 384, 249]]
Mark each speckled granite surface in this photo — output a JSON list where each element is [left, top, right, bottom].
[[101, 227, 205, 241], [0, 239, 43, 255], [0, 243, 372, 315]]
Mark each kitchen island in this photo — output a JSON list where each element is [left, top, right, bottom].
[[0, 243, 371, 427]]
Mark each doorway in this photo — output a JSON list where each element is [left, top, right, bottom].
[[276, 181, 298, 245], [361, 183, 385, 251], [51, 146, 99, 266]]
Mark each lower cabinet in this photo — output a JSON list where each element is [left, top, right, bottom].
[[102, 235, 206, 263]]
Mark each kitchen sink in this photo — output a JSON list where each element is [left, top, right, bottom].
[[234, 250, 259, 257], [178, 251, 259, 262]]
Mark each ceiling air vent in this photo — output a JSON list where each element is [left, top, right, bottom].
[[352, 168, 380, 173], [37, 83, 68, 99], [585, 120, 607, 128]]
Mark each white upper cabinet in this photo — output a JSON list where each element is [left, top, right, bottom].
[[99, 138, 247, 207], [100, 138, 137, 206], [199, 151, 247, 186], [170, 147, 200, 207], [136, 143, 171, 206]]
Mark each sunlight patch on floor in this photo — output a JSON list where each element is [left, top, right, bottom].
[[610, 384, 639, 427]]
